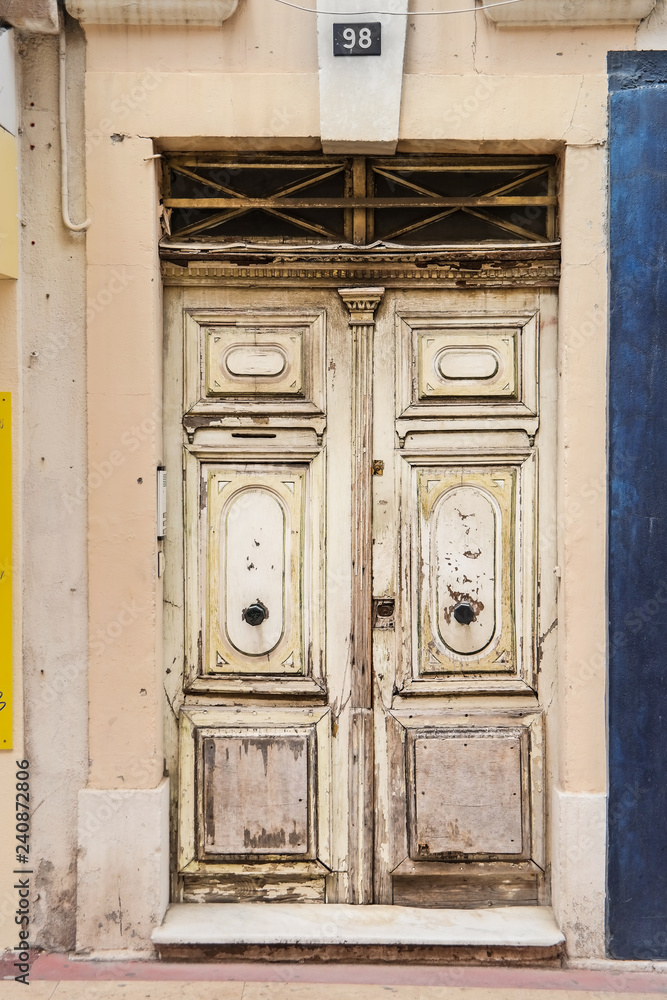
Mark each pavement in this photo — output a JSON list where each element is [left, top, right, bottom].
[[1, 956, 667, 998]]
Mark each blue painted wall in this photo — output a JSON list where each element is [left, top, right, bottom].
[[608, 50, 667, 960]]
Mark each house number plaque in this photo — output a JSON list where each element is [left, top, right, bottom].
[[333, 23, 381, 56]]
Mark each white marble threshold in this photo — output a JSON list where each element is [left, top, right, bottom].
[[152, 903, 565, 949]]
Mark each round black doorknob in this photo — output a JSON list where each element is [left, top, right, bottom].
[[243, 601, 268, 626], [453, 602, 475, 625]]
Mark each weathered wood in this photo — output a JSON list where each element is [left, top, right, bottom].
[[368, 300, 405, 905], [201, 735, 310, 857], [183, 873, 325, 904], [162, 154, 558, 244], [163, 246, 559, 262], [184, 676, 327, 698], [166, 276, 557, 920], [155, 942, 563, 965], [339, 288, 385, 904], [411, 734, 524, 857], [352, 156, 367, 246], [160, 255, 561, 291], [177, 705, 331, 899], [392, 860, 542, 909], [167, 154, 554, 172], [164, 196, 556, 210]]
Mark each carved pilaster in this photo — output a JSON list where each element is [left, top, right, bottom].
[[338, 287, 384, 904]]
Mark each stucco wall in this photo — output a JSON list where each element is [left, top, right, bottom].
[[17, 21, 88, 952]]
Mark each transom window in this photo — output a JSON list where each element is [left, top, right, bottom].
[[161, 154, 557, 246]]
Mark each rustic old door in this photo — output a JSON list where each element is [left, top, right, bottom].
[[165, 272, 557, 908]]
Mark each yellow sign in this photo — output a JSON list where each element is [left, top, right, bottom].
[[0, 394, 11, 748]]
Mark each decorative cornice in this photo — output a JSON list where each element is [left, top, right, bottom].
[[161, 251, 560, 288], [482, 0, 656, 27], [65, 0, 239, 26]]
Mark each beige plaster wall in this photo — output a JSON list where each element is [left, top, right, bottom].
[[638, 0, 667, 44], [80, 0, 638, 78], [557, 143, 608, 795], [86, 131, 164, 790], [404, 4, 636, 75], [19, 22, 89, 951]]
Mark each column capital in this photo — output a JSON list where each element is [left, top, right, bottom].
[[338, 287, 385, 325]]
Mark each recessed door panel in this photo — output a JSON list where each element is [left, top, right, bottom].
[[224, 488, 287, 657], [396, 311, 539, 423], [419, 328, 517, 399], [183, 308, 326, 426], [206, 326, 304, 397], [206, 467, 306, 676], [411, 733, 524, 857], [178, 706, 332, 902], [433, 484, 499, 656], [202, 734, 311, 857], [417, 466, 521, 676]]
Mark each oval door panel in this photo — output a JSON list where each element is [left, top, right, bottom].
[[224, 346, 287, 378], [223, 488, 286, 656], [436, 347, 499, 381], [433, 486, 498, 656]]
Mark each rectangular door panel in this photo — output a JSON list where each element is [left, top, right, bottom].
[[386, 710, 545, 908], [178, 707, 332, 903], [202, 733, 313, 858], [184, 450, 326, 696], [207, 467, 306, 677], [396, 311, 539, 423], [205, 326, 306, 399], [398, 458, 536, 691], [183, 308, 326, 438], [409, 729, 527, 858]]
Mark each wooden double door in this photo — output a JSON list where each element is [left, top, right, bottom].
[[165, 277, 557, 908]]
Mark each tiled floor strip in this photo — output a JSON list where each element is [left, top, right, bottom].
[[1, 955, 666, 993]]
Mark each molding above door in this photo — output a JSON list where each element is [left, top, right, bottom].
[[162, 245, 560, 288], [65, 0, 239, 24], [481, 0, 656, 26]]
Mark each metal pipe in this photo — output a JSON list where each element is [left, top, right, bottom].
[[59, 16, 90, 233]]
